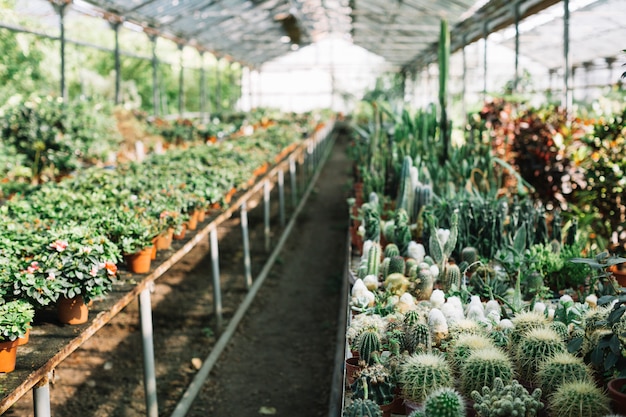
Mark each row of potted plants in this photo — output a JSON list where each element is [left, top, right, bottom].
[[0, 110, 328, 373]]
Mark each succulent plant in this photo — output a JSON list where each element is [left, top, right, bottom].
[[343, 398, 383, 417], [394, 209, 412, 257], [351, 363, 395, 406], [449, 333, 495, 374], [358, 326, 383, 365], [414, 266, 435, 301], [536, 352, 594, 397], [380, 257, 391, 280], [488, 328, 511, 350], [362, 202, 381, 243], [471, 377, 543, 417], [405, 322, 432, 354], [441, 264, 461, 293], [404, 310, 423, 327], [510, 310, 548, 343], [461, 347, 514, 397], [461, 246, 479, 265], [384, 273, 409, 296], [389, 256, 407, 275], [516, 327, 566, 382], [399, 352, 453, 404], [367, 243, 381, 277], [384, 243, 401, 259], [423, 387, 466, 417], [548, 380, 611, 417], [549, 320, 569, 342]]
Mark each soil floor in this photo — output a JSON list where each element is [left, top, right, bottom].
[[4, 129, 351, 417]]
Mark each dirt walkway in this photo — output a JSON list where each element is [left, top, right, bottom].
[[4, 127, 350, 417]]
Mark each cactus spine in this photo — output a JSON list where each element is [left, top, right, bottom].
[[548, 380, 611, 417], [460, 347, 514, 396], [384, 243, 400, 259], [398, 352, 453, 404], [358, 327, 382, 366], [516, 327, 566, 382], [510, 310, 548, 343], [471, 378, 543, 417], [424, 387, 466, 417], [389, 255, 406, 275], [343, 398, 383, 417], [536, 352, 594, 397]]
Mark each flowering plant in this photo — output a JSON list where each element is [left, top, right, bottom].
[[0, 299, 34, 342]]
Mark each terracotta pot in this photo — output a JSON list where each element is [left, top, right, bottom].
[[0, 339, 19, 373], [610, 265, 626, 288], [404, 399, 421, 415], [197, 209, 206, 223], [608, 377, 626, 414], [389, 392, 405, 415], [57, 296, 89, 325], [124, 246, 153, 274], [186, 210, 198, 231], [150, 238, 157, 260], [156, 228, 174, 250], [17, 326, 30, 346], [173, 224, 187, 240], [380, 400, 394, 417], [345, 357, 363, 387]]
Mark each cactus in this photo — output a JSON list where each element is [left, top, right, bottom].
[[358, 327, 382, 366], [380, 257, 390, 280], [460, 247, 478, 265], [426, 210, 458, 285], [536, 352, 594, 397], [405, 323, 432, 354], [548, 380, 611, 417], [357, 259, 369, 279], [413, 183, 432, 224], [471, 378, 543, 417], [441, 264, 461, 293], [461, 347, 514, 396], [404, 310, 422, 327], [398, 352, 453, 404], [408, 264, 419, 280], [549, 320, 570, 342], [516, 327, 566, 382], [510, 310, 548, 343], [389, 256, 406, 275], [394, 209, 412, 257], [397, 156, 414, 215], [449, 334, 495, 375], [488, 328, 511, 350], [423, 387, 466, 417], [414, 267, 434, 301], [367, 243, 381, 277], [384, 273, 409, 295], [438, 18, 450, 165], [384, 243, 400, 259], [383, 221, 396, 246], [406, 258, 418, 272], [523, 270, 544, 300], [351, 364, 395, 406], [343, 398, 383, 417], [362, 203, 381, 243]]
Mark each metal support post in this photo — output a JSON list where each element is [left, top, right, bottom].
[[482, 23, 489, 101], [513, 2, 521, 93], [461, 36, 467, 125], [56, 3, 67, 102], [113, 22, 121, 105], [200, 51, 207, 121], [33, 373, 52, 417], [289, 156, 297, 208], [178, 44, 185, 116], [139, 285, 158, 417], [240, 201, 253, 289], [278, 169, 286, 227], [210, 226, 223, 331], [264, 180, 271, 253], [150, 35, 159, 116], [563, 0, 572, 109], [215, 60, 222, 113]]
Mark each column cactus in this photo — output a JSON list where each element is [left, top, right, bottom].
[[414, 264, 434, 301], [358, 326, 383, 366], [394, 208, 412, 257], [426, 209, 458, 291], [362, 202, 381, 243], [366, 243, 381, 277], [438, 18, 450, 165]]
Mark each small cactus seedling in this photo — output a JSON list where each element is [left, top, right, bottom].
[[389, 256, 407, 275], [343, 398, 383, 417], [548, 380, 611, 417], [399, 352, 453, 404], [384, 243, 401, 259], [516, 327, 566, 382], [536, 352, 594, 397], [471, 377, 543, 417], [358, 327, 382, 365], [423, 387, 466, 417], [461, 347, 514, 396]]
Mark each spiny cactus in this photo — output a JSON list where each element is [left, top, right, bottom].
[[413, 183, 432, 224], [549, 320, 570, 342], [414, 266, 434, 301], [394, 209, 412, 257], [357, 258, 369, 279], [362, 203, 381, 243], [426, 210, 458, 285], [423, 387, 466, 417], [404, 310, 423, 327], [405, 322, 432, 354], [523, 270, 545, 300], [516, 327, 566, 382], [449, 333, 495, 375], [460, 246, 478, 265], [488, 328, 511, 350], [383, 222, 396, 247], [389, 256, 406, 275], [471, 377, 543, 417], [380, 257, 390, 280], [366, 243, 381, 277], [408, 264, 419, 280], [461, 347, 514, 397], [343, 398, 383, 417], [384, 243, 400, 259], [357, 327, 382, 365], [510, 310, 548, 343], [397, 156, 415, 216], [548, 380, 611, 417], [406, 258, 418, 273], [384, 273, 409, 296], [350, 364, 395, 406], [399, 352, 453, 403], [536, 352, 594, 397], [441, 264, 461, 293]]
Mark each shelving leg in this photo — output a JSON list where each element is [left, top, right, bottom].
[[210, 226, 223, 332], [138, 285, 158, 417], [278, 170, 286, 227], [33, 373, 51, 417], [289, 156, 297, 208], [240, 201, 253, 289], [264, 180, 271, 252]]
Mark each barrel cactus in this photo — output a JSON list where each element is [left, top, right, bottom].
[[424, 387, 466, 417], [510, 310, 548, 343], [549, 320, 570, 342], [449, 333, 495, 374], [548, 380, 611, 417], [461, 347, 514, 396], [399, 352, 453, 404], [384, 243, 400, 259], [471, 377, 543, 417], [405, 322, 432, 354], [343, 398, 383, 417], [516, 327, 566, 382], [536, 352, 594, 397], [441, 263, 461, 293], [389, 255, 406, 275]]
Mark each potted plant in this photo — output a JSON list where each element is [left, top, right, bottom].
[[0, 299, 35, 373]]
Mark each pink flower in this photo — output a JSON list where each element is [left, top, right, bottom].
[[104, 261, 118, 276], [81, 246, 92, 254], [50, 240, 69, 252], [46, 272, 55, 281], [26, 261, 40, 274], [89, 266, 99, 277]]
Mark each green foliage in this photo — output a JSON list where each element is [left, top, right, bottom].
[[0, 299, 34, 341]]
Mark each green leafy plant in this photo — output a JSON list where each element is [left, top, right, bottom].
[[0, 299, 34, 342]]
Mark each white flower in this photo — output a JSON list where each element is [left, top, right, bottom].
[[436, 228, 450, 246], [46, 272, 55, 281], [533, 302, 547, 315], [407, 242, 425, 263]]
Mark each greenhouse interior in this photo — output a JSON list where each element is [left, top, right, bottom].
[[0, 0, 625, 416]]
